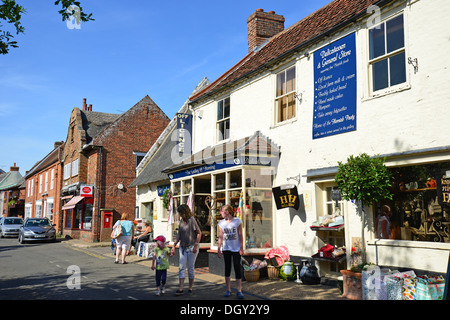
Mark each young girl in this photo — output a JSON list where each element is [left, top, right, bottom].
[[217, 204, 244, 299], [151, 235, 172, 296]]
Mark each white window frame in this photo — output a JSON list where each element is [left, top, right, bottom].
[[35, 200, 42, 218], [368, 12, 408, 97], [64, 163, 71, 180], [217, 97, 230, 142], [275, 66, 296, 124], [50, 169, 55, 190], [71, 159, 79, 177], [45, 172, 48, 192], [39, 174, 43, 194]]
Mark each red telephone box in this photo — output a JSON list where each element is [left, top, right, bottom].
[[104, 212, 112, 228]]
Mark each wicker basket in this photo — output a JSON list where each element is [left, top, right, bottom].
[[244, 269, 260, 282], [268, 266, 280, 280]]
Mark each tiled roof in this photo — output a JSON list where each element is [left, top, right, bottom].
[[81, 110, 121, 145], [162, 131, 280, 173], [190, 0, 389, 102], [25, 144, 63, 178], [0, 171, 24, 191]]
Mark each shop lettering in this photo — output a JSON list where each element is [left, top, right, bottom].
[[279, 194, 297, 207], [441, 177, 450, 203]]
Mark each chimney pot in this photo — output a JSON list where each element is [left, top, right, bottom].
[[82, 98, 87, 111], [88, 104, 92, 111], [247, 9, 285, 53]]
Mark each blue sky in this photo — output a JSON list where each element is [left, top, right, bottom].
[[0, 0, 331, 175]]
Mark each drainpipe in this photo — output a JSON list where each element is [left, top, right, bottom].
[[95, 146, 103, 242]]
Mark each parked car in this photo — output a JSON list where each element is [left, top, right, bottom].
[[0, 217, 24, 238], [18, 217, 56, 244]]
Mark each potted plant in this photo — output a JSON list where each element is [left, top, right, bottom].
[[335, 153, 392, 299]]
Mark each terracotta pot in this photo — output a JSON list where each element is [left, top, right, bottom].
[[340, 269, 362, 300]]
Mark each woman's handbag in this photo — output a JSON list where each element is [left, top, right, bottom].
[[111, 221, 123, 239]]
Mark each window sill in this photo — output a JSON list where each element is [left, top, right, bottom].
[[363, 83, 411, 102], [270, 117, 297, 129], [367, 239, 450, 250]]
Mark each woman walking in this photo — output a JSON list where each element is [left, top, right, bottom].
[[218, 204, 244, 299], [112, 213, 135, 264], [170, 204, 201, 295]]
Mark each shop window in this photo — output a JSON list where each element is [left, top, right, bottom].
[[369, 14, 406, 93], [83, 203, 93, 230], [376, 162, 450, 243], [246, 189, 273, 249], [141, 202, 152, 220], [315, 183, 346, 274], [275, 66, 296, 123], [217, 97, 230, 141]]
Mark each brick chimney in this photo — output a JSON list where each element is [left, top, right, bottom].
[[10, 163, 19, 172], [247, 9, 285, 53]]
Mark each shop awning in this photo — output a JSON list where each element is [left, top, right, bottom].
[[162, 131, 280, 177], [61, 196, 84, 210]]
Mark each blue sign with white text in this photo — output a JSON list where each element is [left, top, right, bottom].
[[313, 33, 357, 139]]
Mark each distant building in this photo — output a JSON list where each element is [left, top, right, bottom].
[[24, 142, 64, 231], [61, 97, 170, 242], [0, 163, 25, 217]]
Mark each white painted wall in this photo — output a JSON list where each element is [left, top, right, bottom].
[[188, 0, 450, 272]]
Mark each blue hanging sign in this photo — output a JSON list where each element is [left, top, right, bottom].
[[313, 32, 357, 139], [177, 113, 193, 156]]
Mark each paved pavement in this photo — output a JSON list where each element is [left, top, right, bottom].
[[65, 238, 345, 300]]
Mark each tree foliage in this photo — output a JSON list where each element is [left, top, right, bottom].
[[335, 153, 393, 207], [0, 0, 94, 55]]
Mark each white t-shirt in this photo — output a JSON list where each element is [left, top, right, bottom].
[[219, 217, 242, 252]]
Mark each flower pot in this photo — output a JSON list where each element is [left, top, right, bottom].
[[340, 269, 362, 300]]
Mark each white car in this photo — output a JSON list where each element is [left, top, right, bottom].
[[0, 217, 23, 238]]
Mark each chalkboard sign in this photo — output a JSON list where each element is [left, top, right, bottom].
[[313, 32, 357, 139]]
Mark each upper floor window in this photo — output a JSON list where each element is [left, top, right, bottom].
[[64, 163, 71, 180], [217, 97, 230, 141], [72, 159, 79, 177], [369, 14, 406, 93], [275, 66, 296, 123]]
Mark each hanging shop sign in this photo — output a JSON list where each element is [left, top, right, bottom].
[[272, 185, 300, 210], [177, 113, 193, 157], [313, 32, 357, 139], [80, 184, 94, 197]]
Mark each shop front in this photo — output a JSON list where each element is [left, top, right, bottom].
[[308, 153, 450, 276], [163, 132, 279, 274], [367, 159, 450, 273], [61, 183, 96, 242]]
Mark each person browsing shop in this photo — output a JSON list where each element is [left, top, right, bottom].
[[171, 204, 201, 295], [217, 204, 244, 299]]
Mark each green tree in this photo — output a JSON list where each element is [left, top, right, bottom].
[[0, 0, 94, 55], [335, 153, 393, 264]]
